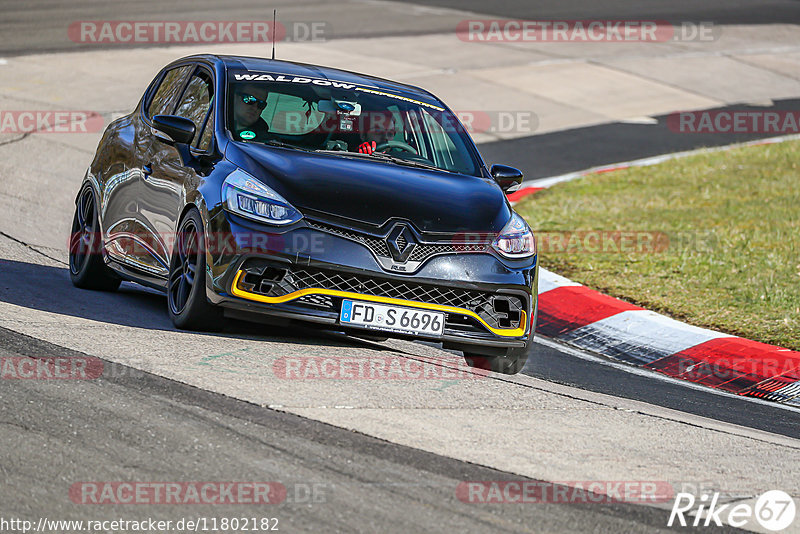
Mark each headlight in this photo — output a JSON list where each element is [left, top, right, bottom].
[[222, 169, 302, 225], [492, 212, 536, 259]]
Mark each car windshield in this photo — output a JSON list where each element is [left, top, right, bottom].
[[226, 71, 482, 176]]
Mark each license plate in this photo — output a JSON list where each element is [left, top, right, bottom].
[[339, 300, 445, 337]]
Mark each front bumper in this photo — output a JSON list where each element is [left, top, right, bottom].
[[205, 211, 539, 350]]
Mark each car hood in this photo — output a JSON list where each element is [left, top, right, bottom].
[[225, 142, 511, 233]]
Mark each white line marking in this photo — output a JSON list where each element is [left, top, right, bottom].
[[538, 267, 581, 295], [620, 116, 658, 125], [561, 309, 732, 364], [534, 336, 800, 414]]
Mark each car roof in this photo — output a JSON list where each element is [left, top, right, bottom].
[[176, 54, 442, 105]]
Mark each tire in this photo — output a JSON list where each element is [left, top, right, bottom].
[[167, 208, 224, 331], [68, 186, 121, 291], [464, 346, 529, 375]]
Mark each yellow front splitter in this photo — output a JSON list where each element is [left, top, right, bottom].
[[230, 270, 526, 338]]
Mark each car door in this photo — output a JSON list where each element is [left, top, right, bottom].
[[100, 65, 189, 273], [119, 64, 193, 276], [137, 65, 214, 277]]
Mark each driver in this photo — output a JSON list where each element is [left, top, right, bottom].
[[357, 111, 396, 154], [232, 83, 270, 140]]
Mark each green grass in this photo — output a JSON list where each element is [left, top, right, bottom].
[[517, 140, 800, 350]]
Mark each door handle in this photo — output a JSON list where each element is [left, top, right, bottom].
[[142, 164, 153, 178]]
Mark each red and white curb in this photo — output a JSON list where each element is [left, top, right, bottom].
[[508, 133, 800, 205], [522, 135, 800, 406], [536, 269, 800, 406]]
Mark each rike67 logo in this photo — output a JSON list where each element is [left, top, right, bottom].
[[669, 490, 796, 531]]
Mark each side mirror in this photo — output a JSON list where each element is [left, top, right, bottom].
[[490, 164, 524, 193], [151, 115, 195, 146]]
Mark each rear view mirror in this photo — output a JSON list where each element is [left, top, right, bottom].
[[490, 164, 524, 192], [318, 99, 362, 116], [151, 115, 196, 145]]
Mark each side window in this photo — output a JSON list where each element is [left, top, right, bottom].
[[197, 109, 215, 152], [146, 65, 191, 118], [420, 109, 471, 174], [174, 70, 214, 146]]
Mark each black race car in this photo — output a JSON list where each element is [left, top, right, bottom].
[[69, 54, 538, 374]]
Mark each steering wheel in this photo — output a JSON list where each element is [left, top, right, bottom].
[[376, 140, 417, 154]]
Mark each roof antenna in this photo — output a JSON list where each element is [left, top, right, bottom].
[[271, 9, 277, 60]]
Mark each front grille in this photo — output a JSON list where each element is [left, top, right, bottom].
[[289, 268, 487, 310], [307, 220, 390, 257], [237, 262, 525, 331], [408, 242, 486, 262], [307, 220, 490, 265], [296, 294, 335, 309]]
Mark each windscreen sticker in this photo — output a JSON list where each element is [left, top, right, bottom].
[[354, 86, 445, 111], [230, 71, 444, 110], [232, 72, 361, 90], [339, 117, 353, 131]]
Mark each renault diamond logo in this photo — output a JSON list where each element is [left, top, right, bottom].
[[386, 224, 417, 263]]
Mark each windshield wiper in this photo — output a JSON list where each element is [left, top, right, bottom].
[[315, 149, 370, 157], [371, 153, 455, 173], [264, 139, 313, 152], [315, 149, 455, 173]]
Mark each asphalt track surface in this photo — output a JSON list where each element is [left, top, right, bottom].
[[479, 98, 800, 180], [2, 1, 800, 532], [408, 0, 800, 25], [3, 0, 800, 56], [3, 326, 700, 533], [4, 254, 799, 442]]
